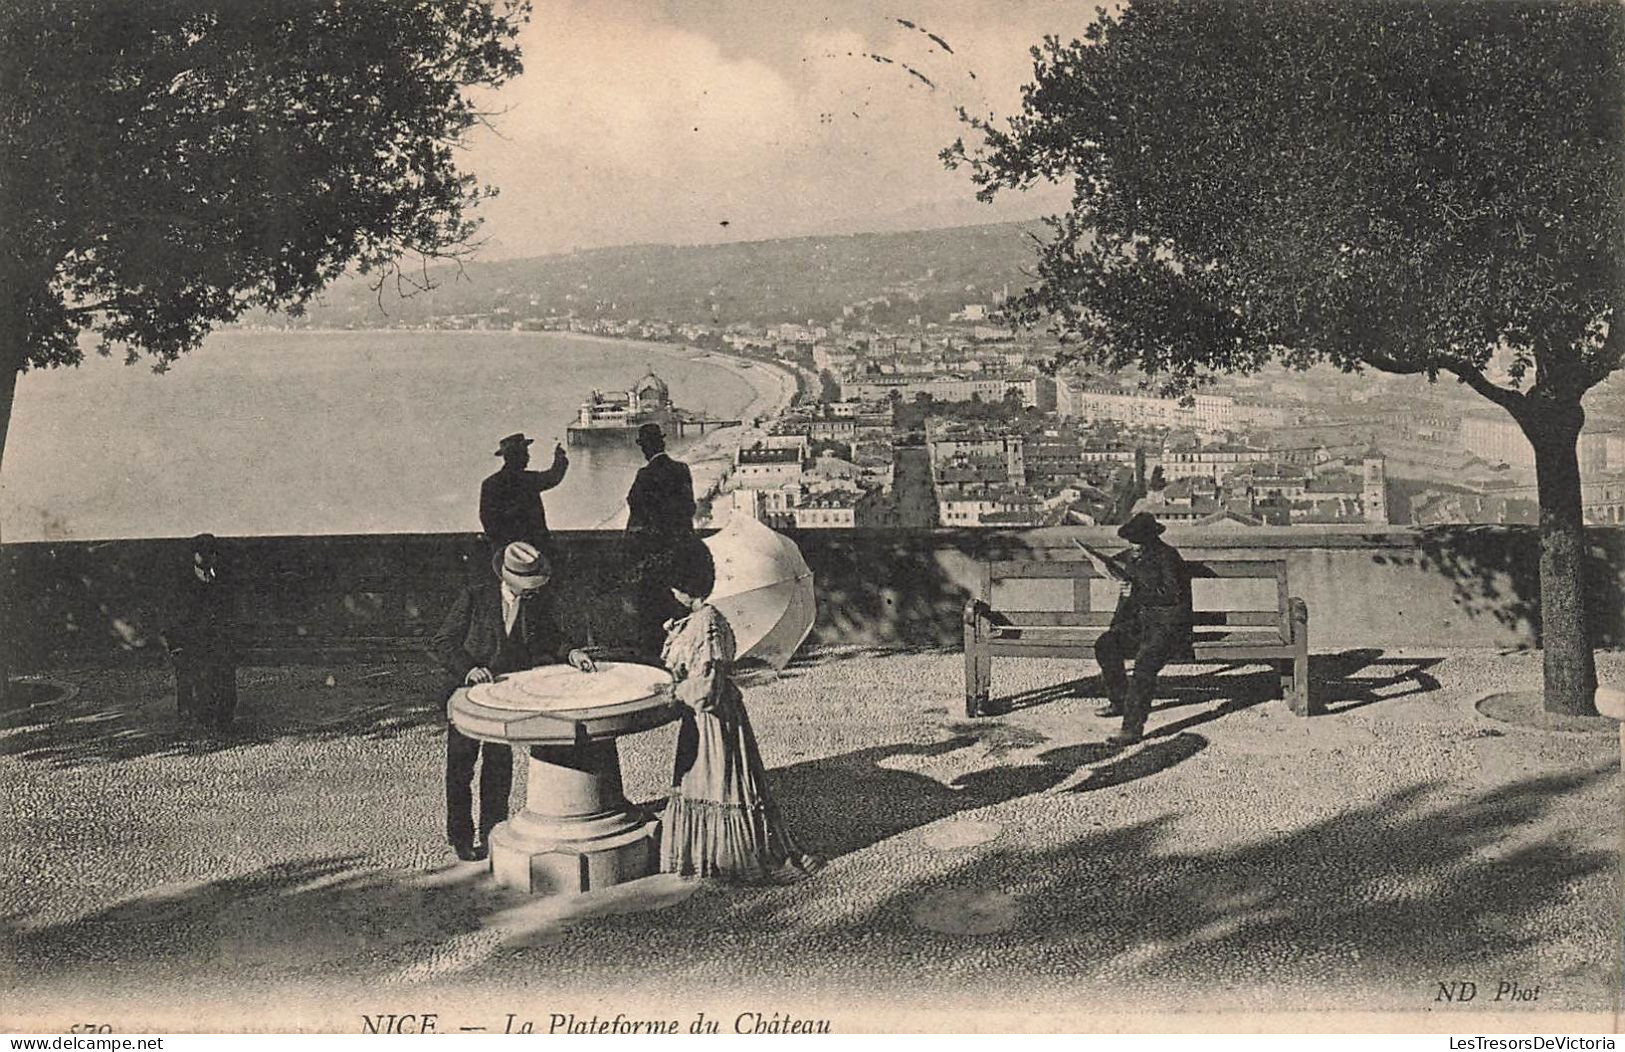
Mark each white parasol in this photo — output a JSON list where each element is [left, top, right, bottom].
[[703, 515, 816, 670]]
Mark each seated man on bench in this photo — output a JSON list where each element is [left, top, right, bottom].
[[1079, 512, 1193, 745]]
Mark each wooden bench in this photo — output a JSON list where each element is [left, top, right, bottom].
[[963, 554, 1313, 718]]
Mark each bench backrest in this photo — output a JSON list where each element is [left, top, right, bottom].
[[981, 556, 1291, 641]]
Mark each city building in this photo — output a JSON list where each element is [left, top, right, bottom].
[[1058, 376, 1302, 432], [1154, 444, 1275, 482], [838, 372, 1050, 408], [936, 485, 1045, 527], [734, 444, 803, 488]]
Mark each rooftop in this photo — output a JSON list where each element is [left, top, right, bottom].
[[2, 646, 1619, 1030]]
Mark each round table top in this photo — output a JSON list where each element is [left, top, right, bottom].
[[449, 661, 678, 746], [468, 662, 672, 712]]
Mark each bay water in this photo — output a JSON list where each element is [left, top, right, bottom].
[[0, 329, 757, 541]]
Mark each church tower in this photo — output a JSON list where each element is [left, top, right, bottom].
[[1362, 447, 1388, 525]]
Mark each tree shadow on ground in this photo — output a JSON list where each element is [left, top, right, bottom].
[[0, 663, 446, 769], [1, 854, 513, 991], [6, 769, 1611, 1007], [711, 767, 1615, 998]]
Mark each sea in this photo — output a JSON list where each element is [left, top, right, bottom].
[[0, 329, 759, 542]]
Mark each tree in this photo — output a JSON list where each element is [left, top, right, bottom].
[[0, 0, 530, 480], [818, 369, 842, 403], [946, 0, 1623, 714], [0, 0, 528, 695]]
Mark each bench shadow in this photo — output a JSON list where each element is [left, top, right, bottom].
[[984, 648, 1444, 721], [1311, 648, 1443, 714], [991, 663, 1278, 716]]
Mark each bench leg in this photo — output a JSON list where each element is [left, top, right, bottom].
[[964, 642, 990, 718], [1286, 596, 1314, 716], [1286, 651, 1312, 716]]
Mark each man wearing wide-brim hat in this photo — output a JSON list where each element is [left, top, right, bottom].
[[429, 541, 596, 862], [480, 432, 569, 555], [1077, 512, 1193, 745]]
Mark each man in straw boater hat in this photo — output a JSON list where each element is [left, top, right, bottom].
[[624, 422, 697, 660], [1077, 512, 1193, 745], [430, 541, 597, 862], [480, 432, 569, 555]]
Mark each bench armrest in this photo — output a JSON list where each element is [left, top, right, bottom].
[[963, 597, 991, 628], [1287, 596, 1309, 640]]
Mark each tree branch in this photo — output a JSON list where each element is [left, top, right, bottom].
[[1360, 350, 1432, 375], [1441, 361, 1526, 414]]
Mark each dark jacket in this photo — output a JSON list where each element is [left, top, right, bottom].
[[625, 452, 696, 546], [429, 584, 576, 686], [1112, 538, 1193, 632], [480, 456, 567, 549], [164, 571, 236, 660]]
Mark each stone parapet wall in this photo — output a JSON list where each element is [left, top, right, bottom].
[[2, 526, 1621, 669]]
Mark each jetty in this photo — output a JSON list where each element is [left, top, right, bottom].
[[565, 369, 740, 445]]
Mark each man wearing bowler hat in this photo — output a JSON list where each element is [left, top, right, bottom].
[[1080, 512, 1192, 745], [430, 541, 597, 862], [480, 432, 569, 554], [625, 422, 696, 660]]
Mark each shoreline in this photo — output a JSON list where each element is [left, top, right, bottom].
[[242, 323, 799, 448], [267, 325, 801, 529]]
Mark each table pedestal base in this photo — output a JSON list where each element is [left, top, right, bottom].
[[487, 739, 663, 895]]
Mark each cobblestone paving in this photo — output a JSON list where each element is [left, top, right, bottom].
[[1, 648, 1619, 1031]]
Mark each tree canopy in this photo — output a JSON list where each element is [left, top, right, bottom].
[[0, 0, 529, 463], [946, 0, 1623, 419], [946, 0, 1624, 713]]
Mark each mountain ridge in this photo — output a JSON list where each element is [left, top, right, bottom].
[[287, 219, 1050, 329]]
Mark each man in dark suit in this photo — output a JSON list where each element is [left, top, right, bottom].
[[1083, 512, 1193, 745], [480, 432, 569, 555], [430, 541, 596, 861], [625, 423, 697, 659], [161, 533, 238, 730]]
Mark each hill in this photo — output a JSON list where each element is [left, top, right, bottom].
[[281, 221, 1048, 330]]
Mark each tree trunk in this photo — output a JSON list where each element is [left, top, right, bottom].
[[1524, 406, 1598, 716]]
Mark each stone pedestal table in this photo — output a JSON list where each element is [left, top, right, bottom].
[[449, 661, 677, 895]]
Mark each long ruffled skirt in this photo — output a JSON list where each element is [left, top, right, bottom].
[[661, 687, 823, 884]]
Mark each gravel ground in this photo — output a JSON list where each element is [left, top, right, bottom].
[[1, 647, 1620, 1033]]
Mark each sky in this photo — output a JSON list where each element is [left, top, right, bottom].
[[461, 0, 1088, 259]]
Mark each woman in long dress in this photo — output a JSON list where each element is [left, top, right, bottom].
[[659, 539, 823, 883]]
